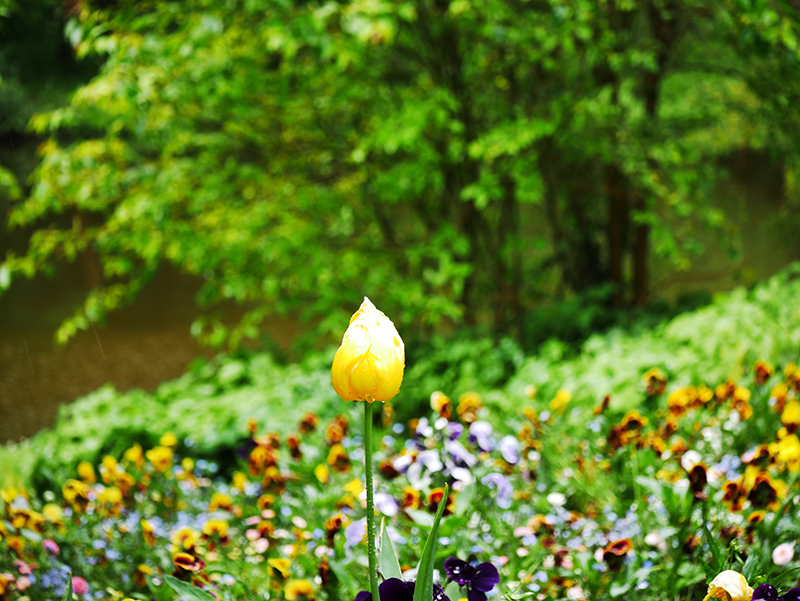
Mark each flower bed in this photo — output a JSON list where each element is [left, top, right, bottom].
[[1, 355, 799, 600], [2, 298, 800, 601]]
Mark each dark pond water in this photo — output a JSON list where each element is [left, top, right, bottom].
[[0, 265, 300, 443]]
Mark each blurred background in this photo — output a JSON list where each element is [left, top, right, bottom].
[[2, 0, 800, 443]]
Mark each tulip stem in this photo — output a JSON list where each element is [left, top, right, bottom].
[[365, 401, 380, 601]]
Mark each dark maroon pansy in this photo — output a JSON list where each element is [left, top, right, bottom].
[[444, 557, 500, 601], [753, 584, 800, 601], [355, 578, 450, 601]]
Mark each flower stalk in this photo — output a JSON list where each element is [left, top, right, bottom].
[[365, 401, 380, 601], [331, 297, 404, 601]]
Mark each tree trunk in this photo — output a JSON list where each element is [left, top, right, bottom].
[[632, 0, 680, 305], [632, 202, 649, 306], [606, 164, 629, 306]]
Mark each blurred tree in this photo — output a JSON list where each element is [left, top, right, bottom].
[[0, 0, 101, 260], [2, 0, 799, 350]]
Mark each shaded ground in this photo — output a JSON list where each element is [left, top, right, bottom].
[[0, 267, 299, 443]]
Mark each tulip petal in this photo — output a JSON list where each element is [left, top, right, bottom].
[[331, 298, 404, 402]]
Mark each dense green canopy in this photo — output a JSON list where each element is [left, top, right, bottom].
[[2, 0, 800, 349]]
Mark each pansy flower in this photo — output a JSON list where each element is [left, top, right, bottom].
[[469, 422, 494, 452], [285, 579, 316, 601], [602, 539, 632, 572], [498, 436, 520, 464], [431, 391, 453, 420], [299, 412, 319, 434], [286, 434, 302, 459], [444, 557, 499, 601], [481, 473, 513, 509], [355, 578, 450, 601], [752, 584, 800, 601], [642, 367, 667, 396]]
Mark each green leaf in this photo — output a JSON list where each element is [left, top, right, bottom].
[[413, 484, 449, 601], [698, 557, 716, 581], [609, 582, 630, 597], [62, 571, 72, 601], [444, 581, 462, 601], [740, 553, 760, 582], [379, 517, 403, 581], [405, 509, 434, 527], [453, 482, 475, 517], [329, 558, 358, 599], [702, 522, 724, 572], [164, 575, 218, 601]]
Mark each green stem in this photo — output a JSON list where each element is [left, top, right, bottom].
[[365, 401, 380, 601]]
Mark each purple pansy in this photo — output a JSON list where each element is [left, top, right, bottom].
[[374, 492, 400, 517], [498, 436, 519, 464], [481, 473, 513, 509], [417, 450, 444, 473], [445, 440, 477, 467], [469, 422, 494, 452], [355, 578, 450, 601], [416, 418, 434, 438], [344, 518, 367, 548], [444, 422, 463, 440], [444, 557, 500, 601], [753, 584, 800, 601], [393, 454, 414, 474]]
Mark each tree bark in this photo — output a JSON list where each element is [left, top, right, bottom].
[[632, 1, 680, 305], [606, 164, 629, 306]]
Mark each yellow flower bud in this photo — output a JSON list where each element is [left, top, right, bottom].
[[331, 297, 404, 402], [703, 570, 753, 601]]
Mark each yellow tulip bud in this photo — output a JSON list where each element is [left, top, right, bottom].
[[331, 297, 404, 402]]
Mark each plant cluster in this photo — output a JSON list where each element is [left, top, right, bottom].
[[1, 348, 800, 600], [5, 263, 800, 494]]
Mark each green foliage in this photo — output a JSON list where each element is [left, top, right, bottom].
[[506, 262, 800, 415], [0, 0, 100, 131], [5, 0, 800, 351], [9, 261, 800, 498], [413, 484, 448, 601], [379, 518, 403, 581], [398, 334, 524, 418], [164, 576, 218, 601], [3, 322, 800, 600]]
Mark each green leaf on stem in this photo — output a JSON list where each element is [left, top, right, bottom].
[[741, 553, 760, 583], [702, 522, 723, 572], [62, 571, 72, 601], [453, 482, 475, 517], [413, 483, 448, 601], [444, 581, 462, 601], [380, 517, 404, 581], [329, 558, 358, 598], [405, 509, 434, 527], [164, 575, 218, 601]]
